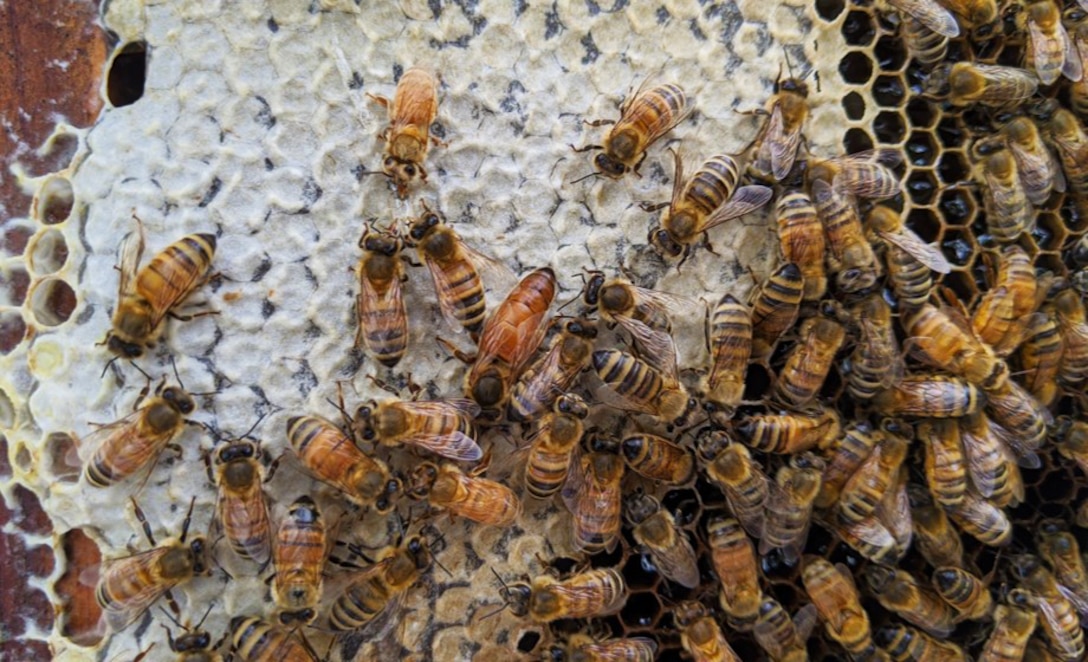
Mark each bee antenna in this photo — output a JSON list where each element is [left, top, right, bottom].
[[129, 360, 153, 382], [238, 412, 268, 442], [571, 171, 601, 185], [158, 604, 184, 629], [100, 355, 121, 380], [169, 355, 185, 390], [359, 169, 392, 180], [555, 292, 583, 314], [490, 567, 511, 591], [433, 555, 453, 578]]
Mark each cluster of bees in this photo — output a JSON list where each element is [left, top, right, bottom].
[[71, 0, 1088, 659]]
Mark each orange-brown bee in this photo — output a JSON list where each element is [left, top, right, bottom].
[[752, 74, 811, 182], [960, 412, 1023, 507], [875, 624, 966, 661], [906, 302, 1009, 389], [524, 394, 589, 499], [593, 348, 694, 425], [753, 598, 817, 662], [760, 453, 824, 564], [948, 62, 1039, 107], [546, 634, 658, 662], [973, 245, 1039, 356], [775, 191, 826, 302], [771, 316, 846, 409], [465, 267, 556, 409], [508, 318, 596, 422], [503, 567, 627, 622], [947, 487, 1012, 547], [565, 442, 624, 553], [352, 397, 482, 462], [1055, 416, 1088, 476], [816, 421, 881, 509], [701, 434, 770, 539], [873, 374, 983, 418], [837, 430, 909, 525], [229, 615, 317, 662], [1068, 10, 1088, 118], [1048, 107, 1088, 202], [802, 557, 876, 658], [407, 462, 521, 527], [582, 272, 684, 377], [917, 419, 968, 508], [675, 601, 742, 662], [1050, 288, 1088, 385], [703, 293, 752, 423], [354, 224, 409, 368], [574, 80, 691, 179], [812, 178, 882, 293], [625, 492, 699, 588], [1037, 521, 1088, 611], [1018, 311, 1064, 406], [208, 437, 271, 566], [271, 495, 327, 626], [329, 536, 434, 632], [1023, 0, 1082, 85], [900, 13, 951, 68], [749, 262, 804, 360], [157, 606, 222, 662], [980, 602, 1037, 662], [104, 220, 217, 359], [285, 415, 399, 512], [866, 567, 957, 638], [708, 516, 762, 630], [940, 0, 996, 26], [808, 149, 902, 200], [96, 498, 208, 632], [867, 206, 951, 309], [932, 566, 993, 622], [826, 511, 901, 566], [909, 485, 965, 575], [977, 147, 1035, 243], [735, 407, 842, 455], [829, 296, 903, 401], [984, 378, 1050, 459], [1011, 556, 1087, 660], [1004, 116, 1067, 204], [620, 433, 695, 484], [368, 68, 440, 198]]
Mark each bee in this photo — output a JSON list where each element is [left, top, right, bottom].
[[354, 224, 409, 368], [368, 67, 440, 199], [574, 79, 691, 179], [973, 245, 1040, 356], [1011, 556, 1087, 660], [802, 557, 875, 658], [749, 262, 804, 360], [908, 484, 965, 568], [888, 0, 960, 37], [827, 511, 901, 565], [465, 267, 556, 409], [565, 443, 624, 553], [976, 147, 1035, 243], [866, 206, 951, 309], [96, 498, 208, 632], [916, 419, 968, 508], [947, 62, 1039, 107], [772, 316, 846, 409], [816, 421, 881, 509], [900, 14, 950, 68], [874, 624, 966, 662], [865, 567, 957, 638], [620, 433, 694, 484], [329, 536, 434, 632], [760, 453, 824, 564], [812, 178, 882, 293], [980, 603, 1037, 662], [1068, 11, 1088, 118], [104, 220, 217, 359], [675, 601, 742, 662], [808, 149, 902, 200], [647, 150, 773, 261], [502, 567, 627, 622], [1055, 416, 1088, 476], [524, 394, 589, 499], [285, 415, 399, 512], [1018, 311, 1063, 406], [947, 487, 1013, 547], [583, 272, 678, 335], [1023, 0, 1082, 86], [984, 378, 1050, 457], [932, 566, 993, 622], [84, 379, 196, 488], [508, 318, 596, 423], [1037, 521, 1088, 610], [703, 293, 752, 423], [774, 191, 826, 302], [708, 516, 762, 630], [208, 437, 271, 566], [837, 430, 909, 525], [1050, 288, 1088, 386], [624, 492, 699, 588], [592, 348, 694, 425], [352, 397, 482, 462], [407, 462, 521, 527], [1047, 108, 1088, 202], [960, 412, 1022, 507], [548, 634, 658, 662], [229, 616, 317, 662], [735, 407, 842, 455], [271, 496, 326, 626], [873, 374, 983, 418], [753, 598, 817, 662], [940, 0, 996, 26], [831, 296, 903, 400], [750, 71, 813, 183], [1003, 116, 1066, 205], [905, 302, 1009, 389], [702, 435, 769, 539], [157, 605, 222, 662]]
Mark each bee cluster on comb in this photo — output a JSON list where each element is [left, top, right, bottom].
[[4, 1, 1088, 661]]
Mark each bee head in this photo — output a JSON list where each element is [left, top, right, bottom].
[[374, 476, 402, 513], [504, 583, 532, 617], [353, 404, 377, 441], [409, 208, 443, 242], [383, 157, 424, 195], [649, 227, 684, 258], [107, 333, 145, 359], [582, 272, 605, 307], [555, 393, 588, 419], [218, 439, 256, 464], [162, 386, 196, 415], [593, 153, 627, 178]]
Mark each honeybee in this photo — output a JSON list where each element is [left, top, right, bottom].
[[574, 79, 691, 179], [749, 262, 804, 360], [209, 437, 271, 566], [84, 379, 196, 488], [775, 191, 826, 302], [368, 67, 440, 199], [354, 224, 409, 368], [96, 498, 208, 632], [620, 433, 695, 484], [984, 378, 1050, 457], [808, 149, 902, 200], [866, 206, 951, 308], [271, 495, 326, 626], [1068, 11, 1088, 117], [1047, 108, 1088, 202], [1037, 521, 1088, 611], [502, 567, 627, 622], [1011, 556, 1087, 660], [1003, 116, 1067, 204], [973, 245, 1039, 356], [407, 462, 521, 527], [753, 597, 817, 662], [735, 407, 842, 455], [703, 293, 752, 422], [760, 453, 824, 564], [772, 316, 846, 409], [960, 412, 1022, 506], [583, 272, 678, 335], [908, 484, 965, 568], [159, 606, 222, 662], [801, 557, 875, 658], [831, 296, 903, 400], [229, 616, 317, 662], [980, 602, 1038, 662], [675, 601, 742, 662], [565, 443, 624, 553], [837, 430, 909, 525], [647, 150, 772, 261], [548, 634, 658, 662], [947, 487, 1012, 547], [874, 624, 966, 662], [592, 348, 694, 425], [827, 511, 901, 565], [932, 566, 993, 622], [104, 220, 217, 359], [625, 492, 699, 588], [866, 567, 957, 638], [707, 516, 762, 630], [816, 421, 881, 509], [887, 0, 960, 37], [1055, 416, 1088, 476], [906, 302, 1009, 389], [917, 419, 968, 508], [873, 374, 983, 418], [1050, 288, 1088, 385], [811, 178, 882, 293], [947, 62, 1039, 107], [352, 397, 482, 462], [748, 75, 811, 183], [1023, 0, 1082, 86], [977, 147, 1035, 243], [940, 0, 997, 26], [329, 536, 433, 632], [701, 435, 769, 539], [285, 415, 399, 512], [1018, 311, 1063, 406], [900, 15, 950, 68], [508, 318, 596, 422], [465, 267, 556, 409], [524, 394, 589, 498]]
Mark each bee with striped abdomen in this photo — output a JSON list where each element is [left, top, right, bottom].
[[802, 557, 876, 659], [229, 616, 317, 661], [508, 318, 596, 422], [702, 292, 752, 424], [355, 223, 409, 368], [976, 147, 1035, 243], [735, 407, 842, 455], [749, 262, 804, 360], [807, 149, 902, 200], [565, 440, 624, 553], [829, 296, 903, 401], [973, 245, 1040, 356], [917, 419, 968, 509], [947, 62, 1039, 107], [208, 435, 271, 566], [1018, 311, 1064, 406], [753, 597, 816, 662], [329, 536, 434, 632], [625, 492, 699, 588], [866, 206, 951, 310], [1037, 521, 1088, 611], [816, 421, 881, 509], [873, 374, 983, 419], [701, 435, 769, 539], [947, 487, 1012, 547], [959, 412, 1023, 507], [751, 71, 811, 182], [368, 67, 440, 199], [1011, 556, 1087, 660], [984, 378, 1050, 458], [620, 433, 694, 484], [909, 484, 965, 569], [905, 302, 1008, 390], [774, 191, 826, 302], [836, 430, 909, 525], [980, 602, 1037, 662], [708, 516, 762, 630], [900, 14, 950, 68], [865, 567, 957, 638], [524, 394, 589, 499], [271, 495, 327, 626], [592, 348, 694, 425], [675, 601, 742, 662], [874, 624, 966, 662], [932, 566, 993, 622], [352, 397, 482, 462], [547, 633, 658, 662], [760, 453, 824, 564], [1004, 115, 1066, 205], [502, 566, 627, 622], [771, 316, 846, 410], [1050, 288, 1088, 386], [812, 178, 882, 293], [1022, 0, 1082, 86], [407, 462, 521, 527]]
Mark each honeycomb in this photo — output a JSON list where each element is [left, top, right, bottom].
[[2, 0, 1088, 661]]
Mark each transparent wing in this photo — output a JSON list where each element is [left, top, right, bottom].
[[878, 229, 952, 273], [116, 220, 146, 301], [646, 534, 700, 588], [669, 148, 686, 211], [100, 550, 173, 632], [615, 316, 679, 380], [888, 0, 960, 37], [701, 185, 774, 232], [394, 400, 482, 461], [765, 103, 804, 181]]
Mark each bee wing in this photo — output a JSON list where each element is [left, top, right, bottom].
[[116, 220, 146, 300], [888, 0, 959, 37], [878, 228, 952, 273], [100, 550, 174, 632], [512, 342, 570, 414], [77, 410, 146, 463], [764, 103, 804, 181], [645, 533, 700, 589], [574, 469, 622, 554], [1056, 582, 1088, 617], [1064, 25, 1085, 82], [552, 575, 626, 616], [1028, 19, 1060, 85], [560, 444, 587, 513], [828, 148, 902, 199], [357, 263, 407, 350], [960, 424, 996, 498], [615, 316, 679, 380], [394, 400, 482, 461], [629, 84, 693, 146], [753, 612, 788, 659], [669, 148, 686, 211], [701, 185, 774, 232], [988, 417, 1043, 469], [1035, 593, 1088, 657]]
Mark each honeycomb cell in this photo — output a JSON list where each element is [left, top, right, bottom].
[[516, 631, 541, 654], [44, 432, 79, 482], [941, 227, 978, 268], [56, 528, 104, 647], [27, 229, 69, 275], [1035, 252, 1065, 278], [842, 11, 876, 47], [942, 269, 979, 307], [619, 591, 660, 629], [3, 224, 33, 256], [907, 207, 942, 243], [0, 267, 30, 307], [36, 176, 73, 225], [873, 111, 906, 144], [28, 277, 76, 326], [0, 312, 26, 354], [936, 149, 970, 186], [840, 51, 874, 85], [938, 186, 976, 225], [905, 98, 937, 128], [623, 546, 661, 590], [936, 117, 967, 149], [844, 127, 874, 153], [874, 35, 908, 72], [842, 92, 866, 121], [905, 169, 937, 205], [872, 75, 906, 107], [13, 442, 32, 477], [106, 41, 147, 107], [816, 0, 846, 21], [905, 130, 938, 166]]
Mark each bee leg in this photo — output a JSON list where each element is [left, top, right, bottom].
[[583, 118, 615, 127], [430, 134, 449, 148], [168, 308, 220, 322], [366, 93, 390, 109], [633, 151, 648, 177], [639, 200, 669, 212], [131, 497, 158, 546], [700, 233, 720, 256], [364, 373, 400, 395], [201, 448, 214, 485], [438, 336, 476, 363], [167, 442, 184, 458], [569, 143, 603, 153], [265, 452, 284, 483]]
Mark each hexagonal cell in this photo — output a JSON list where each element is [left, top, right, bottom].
[[56, 528, 104, 647], [28, 278, 76, 326], [906, 98, 937, 129], [936, 149, 970, 186], [842, 10, 876, 47], [840, 51, 874, 86], [874, 35, 908, 72], [44, 432, 80, 482], [35, 176, 73, 225], [13, 440, 33, 475], [107, 41, 147, 107], [816, 0, 846, 21], [908, 207, 942, 243], [844, 127, 874, 154], [622, 547, 661, 591], [905, 169, 938, 205], [27, 229, 69, 276], [842, 91, 866, 121], [872, 75, 906, 107], [941, 226, 978, 269], [872, 111, 906, 144], [1034, 252, 1065, 279], [903, 130, 937, 167], [938, 186, 976, 225], [1033, 213, 1066, 253], [942, 269, 979, 308], [3, 224, 33, 256], [936, 117, 967, 149], [619, 591, 660, 629], [1063, 197, 1088, 234], [0, 266, 30, 307], [0, 311, 26, 354]]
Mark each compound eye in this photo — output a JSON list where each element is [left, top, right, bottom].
[[404, 164, 416, 177], [384, 156, 396, 167], [426, 214, 439, 227]]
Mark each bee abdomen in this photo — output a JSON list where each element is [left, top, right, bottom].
[[684, 156, 740, 215]]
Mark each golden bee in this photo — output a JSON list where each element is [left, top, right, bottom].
[[329, 536, 434, 632], [354, 224, 409, 368], [229, 616, 317, 662], [983, 378, 1050, 458], [812, 178, 882, 293], [1050, 288, 1088, 385], [749, 262, 804, 360], [751, 73, 811, 182], [565, 441, 624, 553], [1055, 416, 1088, 475], [524, 393, 589, 499], [940, 0, 996, 26], [947, 62, 1039, 107], [1004, 115, 1066, 204], [900, 14, 950, 68], [1037, 521, 1088, 610], [271, 495, 326, 626], [875, 624, 966, 662], [702, 292, 751, 423], [931, 566, 993, 622], [104, 220, 217, 359], [801, 557, 875, 658], [547, 634, 658, 662], [760, 453, 824, 564], [583, 271, 677, 334], [647, 150, 772, 261], [866, 206, 951, 309], [1018, 311, 1064, 406], [837, 430, 909, 525], [1011, 556, 1087, 660], [887, 0, 960, 38], [624, 492, 699, 588], [973, 245, 1040, 356], [1022, 0, 1082, 86], [352, 397, 482, 462], [158, 606, 222, 662], [592, 348, 694, 425], [774, 191, 826, 302], [830, 295, 903, 400], [708, 516, 762, 630], [574, 79, 691, 179], [407, 461, 521, 527], [905, 302, 1008, 389], [816, 420, 881, 509], [96, 498, 208, 632], [1068, 11, 1088, 118], [675, 600, 742, 662], [1047, 107, 1088, 202], [917, 419, 968, 508], [873, 374, 983, 418], [874, 452, 912, 558], [735, 407, 842, 455], [826, 511, 901, 566], [285, 415, 399, 511], [508, 318, 596, 422], [84, 379, 196, 488], [620, 433, 694, 484], [368, 67, 440, 199], [771, 316, 846, 409], [503, 567, 627, 622], [947, 487, 1012, 547], [208, 437, 271, 566], [959, 412, 1023, 507], [976, 147, 1035, 243], [807, 149, 902, 200], [753, 597, 816, 662], [980, 602, 1037, 662], [700, 433, 769, 539], [464, 267, 556, 409], [865, 567, 957, 638]]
